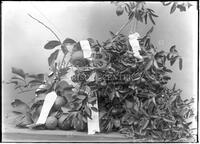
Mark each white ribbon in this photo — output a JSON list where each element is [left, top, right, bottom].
[[80, 40, 92, 60], [129, 33, 143, 60], [80, 40, 100, 134], [87, 101, 100, 134], [85, 86, 100, 135], [36, 91, 57, 124]]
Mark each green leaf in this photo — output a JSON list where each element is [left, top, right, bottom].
[[146, 27, 154, 36], [124, 3, 131, 13], [177, 4, 186, 12], [172, 83, 176, 91], [128, 11, 135, 20], [179, 57, 183, 70], [11, 76, 25, 82], [116, 5, 124, 16], [141, 119, 149, 130], [28, 80, 43, 87], [61, 107, 70, 114], [145, 59, 153, 71], [109, 31, 116, 38], [61, 45, 68, 55], [6, 80, 19, 85], [109, 91, 115, 101], [163, 117, 175, 123], [88, 96, 97, 104], [11, 99, 31, 114], [31, 100, 43, 110], [170, 2, 177, 14], [59, 67, 69, 77], [44, 40, 61, 49], [15, 113, 33, 128], [170, 56, 179, 66], [63, 38, 76, 45], [91, 106, 98, 112], [187, 2, 192, 8], [144, 13, 148, 24], [84, 106, 92, 119], [12, 67, 26, 79], [151, 13, 159, 17], [149, 14, 155, 25], [163, 75, 171, 80], [77, 94, 86, 100], [125, 100, 133, 109], [170, 45, 176, 53], [147, 8, 155, 13], [153, 60, 159, 69], [48, 49, 59, 66], [34, 93, 46, 102]]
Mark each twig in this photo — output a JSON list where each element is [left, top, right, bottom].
[[133, 18, 138, 33], [112, 19, 132, 42], [28, 13, 61, 43]]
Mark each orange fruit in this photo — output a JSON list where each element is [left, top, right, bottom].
[[45, 116, 58, 130], [53, 96, 67, 110], [74, 118, 87, 131], [58, 114, 72, 130]]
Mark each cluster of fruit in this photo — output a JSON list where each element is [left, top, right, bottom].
[[25, 80, 87, 131]]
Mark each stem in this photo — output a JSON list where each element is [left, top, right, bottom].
[[116, 19, 132, 36], [112, 18, 132, 42], [28, 13, 61, 43], [60, 53, 67, 69]]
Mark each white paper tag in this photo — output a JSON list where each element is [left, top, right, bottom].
[[80, 40, 92, 60], [36, 91, 57, 124], [87, 102, 100, 134], [85, 86, 100, 135], [129, 33, 143, 60]]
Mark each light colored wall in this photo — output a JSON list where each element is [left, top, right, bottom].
[[2, 2, 198, 115]]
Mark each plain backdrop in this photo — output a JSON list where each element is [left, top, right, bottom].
[[2, 1, 198, 126]]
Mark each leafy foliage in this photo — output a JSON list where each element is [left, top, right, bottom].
[[112, 2, 158, 25], [68, 26, 195, 141], [162, 2, 193, 14], [5, 2, 195, 142]]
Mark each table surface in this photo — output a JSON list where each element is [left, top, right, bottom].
[[2, 113, 196, 143]]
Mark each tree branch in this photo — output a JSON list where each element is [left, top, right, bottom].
[[28, 13, 61, 43]]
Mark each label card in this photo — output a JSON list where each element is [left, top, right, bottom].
[[36, 91, 57, 124], [85, 86, 100, 135], [80, 40, 92, 60], [129, 33, 143, 60], [87, 102, 100, 134]]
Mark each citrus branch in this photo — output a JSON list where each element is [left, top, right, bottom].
[[112, 19, 132, 42], [28, 13, 61, 43]]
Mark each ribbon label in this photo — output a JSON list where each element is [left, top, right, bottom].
[[36, 91, 57, 124], [85, 81, 100, 134], [87, 102, 100, 134], [129, 33, 143, 60], [80, 40, 92, 59]]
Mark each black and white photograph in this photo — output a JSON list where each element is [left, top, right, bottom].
[[2, 1, 199, 143]]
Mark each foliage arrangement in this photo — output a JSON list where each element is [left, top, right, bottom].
[[5, 1, 196, 142]]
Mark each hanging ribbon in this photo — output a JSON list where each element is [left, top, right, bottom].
[[85, 86, 100, 135], [80, 40, 92, 60], [36, 91, 57, 125], [128, 32, 143, 60], [80, 40, 100, 134]]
